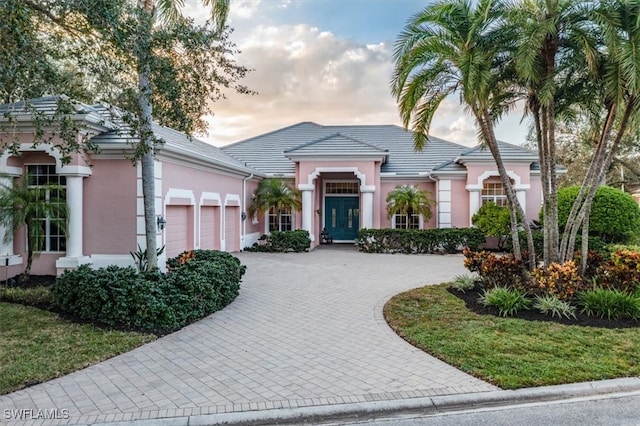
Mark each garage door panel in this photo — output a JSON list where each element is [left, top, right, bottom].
[[200, 206, 216, 250], [225, 206, 239, 252], [166, 206, 188, 257]]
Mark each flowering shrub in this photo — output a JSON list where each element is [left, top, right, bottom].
[[531, 261, 585, 300], [463, 249, 524, 289], [597, 250, 640, 294]]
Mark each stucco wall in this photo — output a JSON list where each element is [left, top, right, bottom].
[[161, 160, 247, 253], [84, 159, 137, 254], [379, 180, 437, 229]]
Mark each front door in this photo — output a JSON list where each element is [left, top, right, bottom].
[[324, 196, 359, 241]]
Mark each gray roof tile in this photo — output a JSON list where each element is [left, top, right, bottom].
[[222, 122, 491, 176]]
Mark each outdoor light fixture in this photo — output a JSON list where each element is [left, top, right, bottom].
[[241, 211, 247, 221], [157, 215, 166, 231]]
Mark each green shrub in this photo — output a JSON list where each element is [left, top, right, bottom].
[[451, 274, 477, 293], [478, 287, 531, 317], [245, 230, 311, 252], [578, 288, 640, 320], [53, 250, 245, 333], [357, 228, 485, 254], [472, 201, 512, 248], [533, 294, 577, 319], [0, 286, 53, 308], [553, 186, 640, 244], [53, 265, 177, 331]]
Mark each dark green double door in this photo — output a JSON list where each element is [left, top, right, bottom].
[[324, 196, 359, 241]]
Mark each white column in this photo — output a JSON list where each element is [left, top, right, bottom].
[[361, 187, 374, 229], [298, 184, 315, 240], [65, 176, 84, 258], [468, 189, 481, 226], [0, 176, 14, 256], [516, 189, 527, 215]]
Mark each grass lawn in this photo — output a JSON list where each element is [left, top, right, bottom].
[[0, 303, 155, 395], [384, 284, 640, 390]]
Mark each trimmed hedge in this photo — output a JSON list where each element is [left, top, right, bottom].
[[245, 230, 311, 252], [356, 228, 485, 254], [52, 250, 245, 334], [553, 186, 640, 244]]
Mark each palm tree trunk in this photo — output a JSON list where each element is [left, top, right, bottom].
[[560, 104, 616, 261], [477, 108, 536, 267], [564, 97, 636, 270], [138, 2, 158, 269]]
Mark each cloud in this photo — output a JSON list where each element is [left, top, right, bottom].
[[205, 23, 403, 145], [185, 1, 528, 148]]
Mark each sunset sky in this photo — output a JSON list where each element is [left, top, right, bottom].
[[185, 0, 530, 147]]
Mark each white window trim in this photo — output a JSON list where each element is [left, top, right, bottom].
[[392, 213, 423, 230], [25, 164, 67, 253]]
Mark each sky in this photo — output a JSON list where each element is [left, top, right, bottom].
[[184, 0, 530, 148]]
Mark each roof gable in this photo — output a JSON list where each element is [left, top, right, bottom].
[[284, 132, 388, 158]]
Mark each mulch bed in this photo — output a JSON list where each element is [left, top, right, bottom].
[[3, 275, 57, 288], [448, 286, 640, 329]]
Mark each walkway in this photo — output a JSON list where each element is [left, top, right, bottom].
[[1, 247, 497, 425]]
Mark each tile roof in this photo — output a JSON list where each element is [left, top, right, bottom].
[[285, 133, 388, 157], [0, 97, 256, 175], [222, 122, 489, 176], [0, 95, 117, 130]]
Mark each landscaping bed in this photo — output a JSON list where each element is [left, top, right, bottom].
[[384, 284, 640, 389], [449, 284, 640, 329]]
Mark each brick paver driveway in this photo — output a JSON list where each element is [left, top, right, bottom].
[[1, 246, 497, 425]]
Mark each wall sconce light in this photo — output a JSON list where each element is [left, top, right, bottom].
[[157, 215, 166, 231], [241, 211, 247, 221]]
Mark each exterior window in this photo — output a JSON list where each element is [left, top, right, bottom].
[[325, 182, 359, 194], [268, 207, 293, 232], [26, 165, 66, 252], [394, 214, 420, 229], [482, 182, 507, 207]]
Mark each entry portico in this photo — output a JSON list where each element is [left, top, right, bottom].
[[287, 133, 388, 242]]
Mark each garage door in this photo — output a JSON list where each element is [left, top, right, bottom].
[[200, 206, 220, 250], [224, 206, 239, 252], [166, 205, 190, 257]]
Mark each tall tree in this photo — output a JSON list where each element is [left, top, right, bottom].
[[5, 1, 251, 269], [560, 0, 640, 271], [385, 185, 435, 228], [510, 0, 599, 266], [391, 0, 536, 267], [128, 0, 230, 269]]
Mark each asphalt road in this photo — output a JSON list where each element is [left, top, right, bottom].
[[314, 390, 640, 426]]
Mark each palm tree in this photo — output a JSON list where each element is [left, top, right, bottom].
[[385, 185, 435, 228], [137, 0, 230, 269], [559, 0, 640, 271], [510, 0, 599, 265], [391, 0, 536, 267], [0, 174, 68, 279], [248, 179, 301, 232]]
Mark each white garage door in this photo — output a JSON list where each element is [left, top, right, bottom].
[[166, 205, 189, 257], [224, 206, 239, 252]]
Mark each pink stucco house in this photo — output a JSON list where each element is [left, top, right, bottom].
[[0, 96, 542, 277]]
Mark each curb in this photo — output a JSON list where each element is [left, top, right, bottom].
[[95, 377, 640, 426]]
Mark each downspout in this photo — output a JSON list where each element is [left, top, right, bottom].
[[242, 173, 254, 250]]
